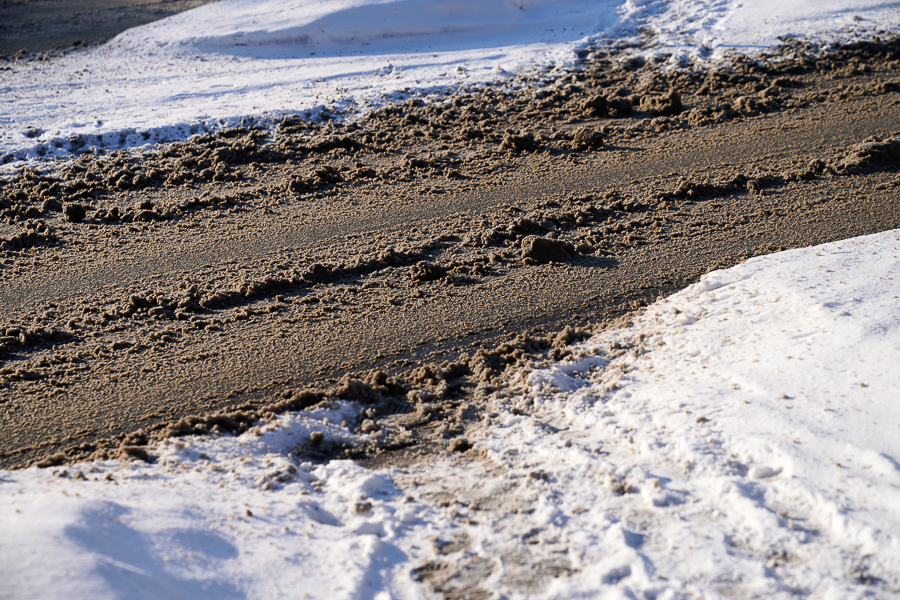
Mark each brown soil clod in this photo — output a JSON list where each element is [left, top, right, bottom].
[[572, 126, 604, 149], [502, 131, 536, 152], [449, 437, 472, 453], [639, 90, 684, 116], [521, 236, 575, 264], [408, 261, 448, 283], [62, 202, 87, 223]]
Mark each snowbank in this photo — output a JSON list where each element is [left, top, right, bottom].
[[3, 229, 899, 599], [0, 0, 623, 169], [2, 0, 900, 168], [500, 228, 900, 597], [1, 402, 437, 600], [107, 0, 618, 57]]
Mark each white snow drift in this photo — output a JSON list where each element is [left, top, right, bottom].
[[2, 0, 900, 167]]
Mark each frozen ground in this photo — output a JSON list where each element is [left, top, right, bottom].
[[2, 0, 900, 167], [2, 228, 898, 600]]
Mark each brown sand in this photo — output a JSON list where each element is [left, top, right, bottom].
[[1, 36, 899, 468]]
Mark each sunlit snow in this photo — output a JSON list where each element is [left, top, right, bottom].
[[2, 0, 899, 167], [2, 1, 900, 598]]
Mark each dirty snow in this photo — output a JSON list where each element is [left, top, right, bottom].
[[2, 0, 900, 167], [3, 228, 899, 599]]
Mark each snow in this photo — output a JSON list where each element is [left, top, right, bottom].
[[3, 0, 900, 168], [0, 402, 435, 600], [3, 1, 900, 597], [3, 228, 899, 599]]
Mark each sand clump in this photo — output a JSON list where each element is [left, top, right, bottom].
[[572, 126, 604, 149], [639, 90, 684, 116], [520, 236, 574, 264]]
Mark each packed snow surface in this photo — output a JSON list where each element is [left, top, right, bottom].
[[3, 229, 899, 599], [2, 0, 900, 166]]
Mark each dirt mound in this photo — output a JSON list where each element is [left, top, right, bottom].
[[572, 127, 604, 149]]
